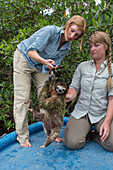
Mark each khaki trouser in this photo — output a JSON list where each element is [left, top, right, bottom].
[[64, 115, 113, 151], [13, 49, 49, 144]]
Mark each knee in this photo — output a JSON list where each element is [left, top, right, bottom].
[[64, 136, 85, 150], [102, 138, 113, 152], [15, 90, 30, 102]]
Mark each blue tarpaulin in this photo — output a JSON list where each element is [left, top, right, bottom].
[[0, 117, 113, 170]]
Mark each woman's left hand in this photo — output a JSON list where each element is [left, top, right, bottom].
[[54, 65, 58, 71], [100, 121, 110, 142]]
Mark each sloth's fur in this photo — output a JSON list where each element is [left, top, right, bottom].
[[29, 76, 67, 148]]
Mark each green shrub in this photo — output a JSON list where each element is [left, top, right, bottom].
[[0, 0, 113, 134]]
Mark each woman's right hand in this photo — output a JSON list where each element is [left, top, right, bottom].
[[45, 59, 55, 71], [66, 88, 77, 102], [66, 94, 72, 102]]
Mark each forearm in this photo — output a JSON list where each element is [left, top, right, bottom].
[[104, 96, 113, 125], [27, 51, 47, 65], [27, 51, 55, 70], [99, 96, 113, 142]]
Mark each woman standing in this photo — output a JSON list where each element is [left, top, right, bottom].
[[13, 15, 86, 147]]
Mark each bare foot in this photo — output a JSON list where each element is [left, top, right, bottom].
[[20, 141, 32, 147], [55, 137, 63, 143], [40, 145, 45, 148]]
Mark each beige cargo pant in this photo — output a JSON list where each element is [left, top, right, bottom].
[[13, 49, 49, 144]]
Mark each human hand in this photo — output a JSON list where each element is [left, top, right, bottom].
[[100, 121, 110, 142], [46, 59, 55, 71], [66, 88, 77, 102], [54, 65, 58, 70], [51, 64, 58, 73], [66, 94, 72, 102]]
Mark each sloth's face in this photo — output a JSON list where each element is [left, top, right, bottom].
[[56, 85, 66, 94]]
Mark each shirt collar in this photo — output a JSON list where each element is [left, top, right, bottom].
[[91, 59, 108, 67], [61, 27, 64, 34]]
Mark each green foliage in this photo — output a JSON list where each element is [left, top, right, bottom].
[[0, 0, 113, 135]]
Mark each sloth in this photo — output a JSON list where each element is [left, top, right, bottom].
[[29, 74, 67, 148]]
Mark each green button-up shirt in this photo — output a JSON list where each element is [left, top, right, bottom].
[[70, 60, 113, 124]]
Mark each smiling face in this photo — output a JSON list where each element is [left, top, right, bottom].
[[90, 42, 106, 62], [65, 25, 82, 41]]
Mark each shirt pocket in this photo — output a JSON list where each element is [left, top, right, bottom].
[[81, 73, 94, 92]]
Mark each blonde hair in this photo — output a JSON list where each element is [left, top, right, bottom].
[[90, 31, 112, 89], [64, 15, 86, 51]]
